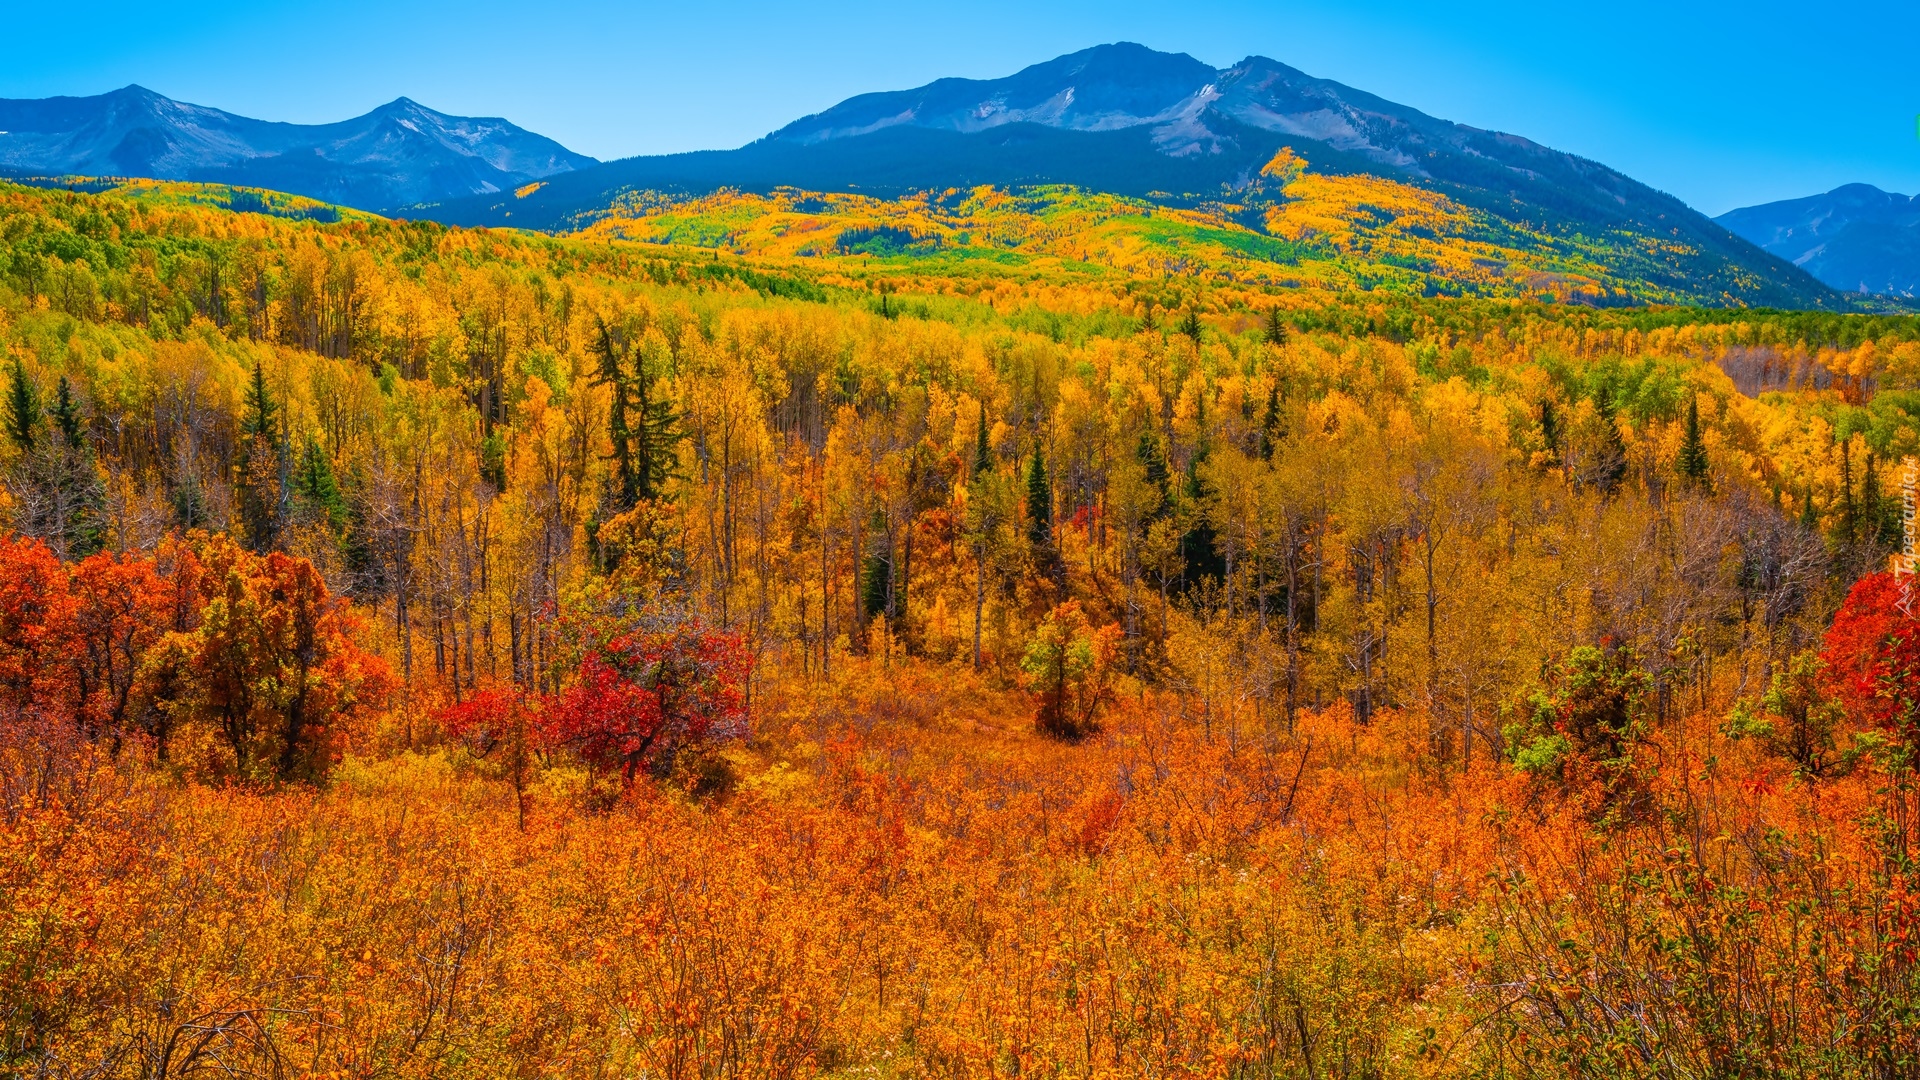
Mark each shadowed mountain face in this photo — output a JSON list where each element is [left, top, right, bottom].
[[0, 85, 596, 210], [437, 43, 1837, 309], [1717, 184, 1920, 298]]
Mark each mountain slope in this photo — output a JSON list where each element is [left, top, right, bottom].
[[0, 85, 596, 211], [1716, 184, 1920, 298], [431, 43, 1836, 309]]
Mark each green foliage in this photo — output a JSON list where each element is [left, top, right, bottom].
[[973, 404, 992, 479], [235, 361, 284, 554], [4, 355, 38, 451], [50, 376, 83, 450], [593, 317, 681, 513], [1511, 644, 1651, 787], [294, 439, 349, 534], [1677, 394, 1710, 488], [1025, 449, 1052, 549]]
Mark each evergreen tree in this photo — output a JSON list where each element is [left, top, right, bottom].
[[1800, 487, 1819, 532], [1259, 383, 1282, 462], [594, 317, 681, 513], [480, 429, 508, 492], [1179, 309, 1203, 351], [5, 355, 39, 451], [1591, 383, 1629, 492], [1540, 399, 1560, 459], [3, 366, 103, 557], [1677, 394, 1710, 489], [1026, 448, 1053, 549], [52, 376, 84, 449], [294, 438, 350, 533], [173, 468, 209, 531], [236, 360, 285, 552], [1264, 307, 1289, 347], [861, 511, 893, 623], [1180, 451, 1225, 586], [973, 404, 992, 479], [1861, 451, 1898, 549], [243, 359, 278, 439], [1137, 429, 1169, 504]]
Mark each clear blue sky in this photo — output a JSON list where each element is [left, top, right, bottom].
[[4, 0, 1915, 216]]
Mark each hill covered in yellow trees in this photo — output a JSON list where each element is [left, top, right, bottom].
[[3, 174, 1920, 1076]]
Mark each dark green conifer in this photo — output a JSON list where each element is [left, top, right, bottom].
[[1026, 448, 1052, 548], [243, 359, 278, 439], [236, 360, 285, 552], [1259, 383, 1282, 462], [973, 404, 992, 479], [295, 438, 350, 533], [1137, 429, 1169, 500], [1592, 382, 1628, 492], [5, 356, 39, 451], [593, 317, 681, 513], [480, 429, 508, 492], [861, 512, 893, 622], [52, 376, 84, 449], [1264, 307, 1288, 347], [1677, 394, 1710, 489], [1179, 308, 1203, 350]]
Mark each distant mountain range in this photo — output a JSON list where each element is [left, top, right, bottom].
[[1716, 184, 1920, 299], [0, 49, 1856, 309], [432, 43, 1840, 309], [0, 85, 596, 210]]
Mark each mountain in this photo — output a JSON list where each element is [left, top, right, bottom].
[[0, 85, 596, 211], [429, 43, 1839, 309], [1716, 184, 1920, 298]]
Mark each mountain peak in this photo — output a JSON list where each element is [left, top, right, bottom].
[[1719, 184, 1920, 297], [0, 86, 595, 210]]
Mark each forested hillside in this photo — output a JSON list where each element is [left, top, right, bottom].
[[4, 176, 1920, 1076]]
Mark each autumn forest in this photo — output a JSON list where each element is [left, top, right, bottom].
[[2, 167, 1920, 1080]]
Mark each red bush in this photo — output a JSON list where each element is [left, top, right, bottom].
[[1822, 571, 1920, 739]]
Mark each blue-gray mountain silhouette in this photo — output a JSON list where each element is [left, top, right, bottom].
[[432, 43, 1835, 309], [1717, 184, 1920, 298], [0, 85, 596, 210]]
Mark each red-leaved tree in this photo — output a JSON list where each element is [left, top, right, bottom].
[[440, 685, 542, 828], [545, 613, 751, 785], [1823, 570, 1920, 741]]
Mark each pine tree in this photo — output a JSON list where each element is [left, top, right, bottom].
[[1677, 394, 1710, 489], [973, 404, 992, 479], [480, 429, 508, 492], [1137, 429, 1169, 504], [1861, 450, 1896, 549], [236, 360, 284, 552], [1259, 383, 1282, 462], [1540, 399, 1560, 459], [295, 438, 350, 533], [861, 511, 893, 623], [594, 318, 681, 513], [1026, 448, 1053, 549], [51, 376, 83, 449], [243, 359, 278, 439], [5, 356, 39, 451], [1180, 450, 1224, 586], [1264, 307, 1288, 347], [1592, 383, 1628, 492], [1179, 309, 1203, 351]]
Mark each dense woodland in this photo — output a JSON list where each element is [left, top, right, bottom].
[[3, 178, 1920, 1078]]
